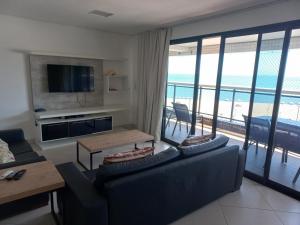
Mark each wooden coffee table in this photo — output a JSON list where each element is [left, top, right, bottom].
[[76, 129, 155, 170], [0, 161, 65, 225]]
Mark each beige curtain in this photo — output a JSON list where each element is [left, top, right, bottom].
[[136, 28, 172, 140]]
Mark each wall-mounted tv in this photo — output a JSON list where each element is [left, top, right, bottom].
[[47, 64, 95, 92]]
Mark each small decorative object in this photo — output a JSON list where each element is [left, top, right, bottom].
[[180, 133, 213, 146], [104, 69, 117, 76]]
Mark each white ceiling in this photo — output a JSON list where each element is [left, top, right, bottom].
[[0, 0, 282, 35]]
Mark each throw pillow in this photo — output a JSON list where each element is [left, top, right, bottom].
[[103, 147, 154, 164], [94, 147, 180, 190], [178, 135, 229, 158], [181, 133, 213, 146], [0, 138, 8, 148], [0, 144, 15, 164]]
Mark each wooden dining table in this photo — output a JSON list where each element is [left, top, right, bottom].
[[258, 116, 300, 127], [258, 116, 300, 183]]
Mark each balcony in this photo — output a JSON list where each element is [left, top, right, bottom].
[[164, 81, 300, 192]]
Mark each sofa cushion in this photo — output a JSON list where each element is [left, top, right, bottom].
[[0, 156, 46, 170], [94, 147, 180, 190], [181, 134, 213, 146], [103, 147, 154, 164], [14, 152, 39, 161], [8, 141, 33, 156], [178, 135, 229, 158], [0, 129, 25, 144], [0, 145, 15, 164]]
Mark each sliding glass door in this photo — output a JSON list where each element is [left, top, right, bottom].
[[162, 20, 300, 199], [163, 42, 198, 144], [195, 37, 221, 136], [245, 31, 285, 177], [216, 34, 258, 147], [270, 29, 300, 192]]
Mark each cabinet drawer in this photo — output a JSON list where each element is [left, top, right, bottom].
[[42, 122, 69, 141], [69, 120, 95, 137], [94, 117, 112, 132]]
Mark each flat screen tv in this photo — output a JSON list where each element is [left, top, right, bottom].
[[47, 64, 94, 92]]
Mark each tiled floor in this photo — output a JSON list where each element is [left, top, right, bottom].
[[1, 137, 300, 225]]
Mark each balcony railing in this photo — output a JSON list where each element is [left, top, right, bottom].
[[166, 81, 300, 123]]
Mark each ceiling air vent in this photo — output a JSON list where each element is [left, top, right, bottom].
[[89, 10, 114, 18]]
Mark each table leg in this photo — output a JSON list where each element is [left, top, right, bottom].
[[281, 149, 285, 163], [76, 143, 89, 171], [76, 142, 79, 164], [293, 167, 300, 183], [143, 140, 155, 148], [50, 192, 64, 225], [90, 153, 93, 170]]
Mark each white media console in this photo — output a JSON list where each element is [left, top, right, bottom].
[[34, 105, 127, 142]]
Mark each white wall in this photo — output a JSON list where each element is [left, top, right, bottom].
[[128, 1, 300, 132], [172, 0, 300, 39], [0, 14, 132, 139]]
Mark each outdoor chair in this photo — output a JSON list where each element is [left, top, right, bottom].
[[274, 123, 288, 163], [165, 107, 176, 127], [275, 122, 300, 183], [275, 121, 300, 164], [172, 102, 192, 136], [243, 115, 270, 154]]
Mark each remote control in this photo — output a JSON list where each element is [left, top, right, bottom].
[[5, 171, 17, 180], [13, 169, 26, 180], [0, 170, 14, 180]]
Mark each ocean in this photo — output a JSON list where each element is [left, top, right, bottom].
[[167, 74, 300, 104]]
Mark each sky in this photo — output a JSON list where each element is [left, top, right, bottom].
[[168, 49, 300, 86]]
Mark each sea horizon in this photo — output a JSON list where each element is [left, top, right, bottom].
[[167, 74, 300, 104]]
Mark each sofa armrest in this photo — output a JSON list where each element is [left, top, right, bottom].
[[0, 156, 46, 170], [234, 148, 246, 191], [0, 129, 25, 144], [56, 163, 108, 225]]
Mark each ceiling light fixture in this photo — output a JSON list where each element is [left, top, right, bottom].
[[88, 10, 114, 18]]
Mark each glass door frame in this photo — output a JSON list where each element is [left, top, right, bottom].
[[161, 40, 202, 146], [162, 19, 300, 200]]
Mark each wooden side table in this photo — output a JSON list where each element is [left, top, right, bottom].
[[77, 129, 155, 170], [0, 161, 65, 225]]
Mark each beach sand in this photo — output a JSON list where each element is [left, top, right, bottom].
[[166, 97, 300, 122]]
